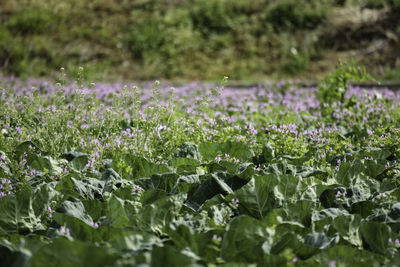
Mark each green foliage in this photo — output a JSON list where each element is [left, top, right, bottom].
[[7, 8, 56, 35], [0, 69, 400, 264], [0, 0, 339, 80], [317, 62, 372, 106], [266, 0, 327, 32]]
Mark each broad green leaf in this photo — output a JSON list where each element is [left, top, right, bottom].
[[189, 173, 233, 208], [105, 194, 128, 228], [56, 176, 104, 200], [70, 155, 90, 172], [56, 198, 93, 224], [0, 187, 42, 235], [332, 215, 362, 247], [173, 142, 202, 160], [234, 175, 278, 219], [273, 174, 301, 205], [151, 245, 198, 266], [30, 156, 62, 176], [113, 155, 169, 180], [169, 157, 200, 167], [362, 148, 391, 160], [304, 232, 339, 250], [311, 245, 385, 266], [350, 201, 377, 218], [199, 142, 253, 162], [167, 224, 220, 262], [62, 152, 89, 162], [335, 160, 364, 187], [0, 151, 12, 177], [53, 213, 99, 242], [364, 159, 386, 179], [108, 230, 162, 251], [133, 193, 185, 235], [221, 216, 274, 263], [26, 237, 120, 267], [359, 221, 390, 254], [286, 200, 317, 227]]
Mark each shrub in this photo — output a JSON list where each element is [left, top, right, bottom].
[[7, 8, 56, 34], [266, 0, 326, 32]]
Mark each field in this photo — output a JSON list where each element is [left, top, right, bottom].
[[1, 66, 400, 266]]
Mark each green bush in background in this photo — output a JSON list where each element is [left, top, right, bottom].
[[0, 0, 399, 81]]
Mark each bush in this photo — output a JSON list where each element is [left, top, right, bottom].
[[282, 49, 310, 75], [7, 8, 56, 34], [266, 0, 326, 32], [189, 0, 234, 36]]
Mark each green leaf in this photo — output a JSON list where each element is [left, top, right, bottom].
[[311, 245, 385, 266], [108, 230, 162, 252], [133, 194, 185, 235], [173, 142, 202, 161], [221, 216, 274, 263], [56, 198, 93, 224], [30, 156, 62, 176], [0, 235, 47, 267], [286, 200, 317, 227], [332, 215, 362, 247], [150, 245, 198, 266], [105, 194, 129, 228], [234, 175, 278, 219], [70, 155, 90, 172], [114, 155, 169, 180], [364, 159, 386, 179], [359, 221, 390, 254], [304, 232, 339, 250], [26, 238, 120, 267], [335, 160, 364, 187], [53, 213, 99, 242], [167, 224, 220, 262], [189, 173, 233, 208], [0, 187, 43, 236], [62, 152, 89, 162], [0, 151, 12, 177], [56, 176, 104, 200], [273, 174, 301, 206], [199, 142, 253, 162]]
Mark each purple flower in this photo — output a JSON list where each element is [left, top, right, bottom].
[[212, 234, 222, 242], [60, 226, 70, 236], [132, 185, 143, 194], [47, 206, 53, 218]]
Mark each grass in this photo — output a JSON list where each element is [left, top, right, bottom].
[[0, 0, 399, 81]]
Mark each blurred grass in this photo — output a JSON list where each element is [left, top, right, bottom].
[[0, 0, 399, 81]]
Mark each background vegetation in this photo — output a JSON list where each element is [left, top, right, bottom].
[[0, 0, 399, 81]]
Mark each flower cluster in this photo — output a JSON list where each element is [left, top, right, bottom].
[[90, 221, 99, 228], [214, 154, 240, 164], [212, 234, 222, 242], [47, 206, 53, 218], [132, 185, 144, 195], [230, 198, 239, 208], [376, 192, 389, 201], [0, 178, 13, 197], [60, 225, 71, 236], [335, 190, 347, 201]]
